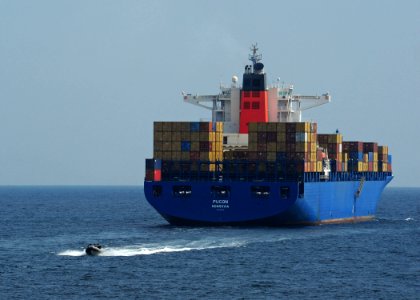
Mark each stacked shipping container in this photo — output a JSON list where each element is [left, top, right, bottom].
[[149, 121, 392, 179], [153, 121, 223, 172], [318, 134, 347, 172], [247, 122, 320, 172]]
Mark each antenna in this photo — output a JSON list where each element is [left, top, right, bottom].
[[248, 43, 262, 65]]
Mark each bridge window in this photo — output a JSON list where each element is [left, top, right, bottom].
[[251, 186, 270, 198], [252, 102, 260, 109], [244, 102, 250, 109], [244, 91, 250, 98], [173, 186, 192, 197]]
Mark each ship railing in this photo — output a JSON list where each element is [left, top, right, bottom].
[[160, 159, 303, 182], [157, 159, 392, 183]]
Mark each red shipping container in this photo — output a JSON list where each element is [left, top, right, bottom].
[[199, 122, 212, 132], [363, 142, 378, 153], [154, 170, 161, 181], [190, 151, 200, 160], [343, 141, 363, 152]]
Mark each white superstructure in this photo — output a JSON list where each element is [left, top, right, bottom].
[[182, 82, 331, 131]]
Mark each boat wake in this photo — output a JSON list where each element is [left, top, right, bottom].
[[57, 238, 246, 257]]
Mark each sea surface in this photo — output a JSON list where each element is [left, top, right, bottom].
[[0, 186, 419, 299]]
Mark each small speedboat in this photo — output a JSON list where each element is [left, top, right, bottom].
[[85, 244, 103, 256]]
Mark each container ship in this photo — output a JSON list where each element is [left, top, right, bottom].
[[144, 45, 393, 226]]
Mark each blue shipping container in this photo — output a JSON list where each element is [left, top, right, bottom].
[[181, 141, 191, 152], [349, 152, 363, 160], [154, 159, 162, 170], [190, 122, 200, 132]]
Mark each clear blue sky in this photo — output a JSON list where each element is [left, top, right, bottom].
[[1, 0, 419, 186]]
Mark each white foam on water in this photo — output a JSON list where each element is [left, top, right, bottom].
[[57, 238, 246, 257], [405, 217, 414, 221], [58, 249, 86, 256]]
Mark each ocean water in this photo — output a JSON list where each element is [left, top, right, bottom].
[[0, 186, 418, 299]]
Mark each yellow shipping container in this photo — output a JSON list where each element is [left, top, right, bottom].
[[296, 122, 310, 133], [153, 151, 162, 159], [277, 132, 286, 142], [191, 132, 200, 142], [154, 122, 163, 132], [277, 122, 286, 133], [153, 141, 163, 151], [267, 123, 277, 132], [162, 151, 172, 160], [310, 152, 317, 162], [154, 131, 163, 142], [267, 142, 276, 152], [257, 122, 267, 132], [162, 131, 172, 142], [181, 131, 190, 140], [311, 142, 316, 152], [373, 152, 378, 162], [373, 162, 378, 172], [162, 122, 172, 132], [171, 142, 181, 152], [173, 122, 181, 132], [210, 132, 216, 142], [163, 141, 171, 150], [216, 122, 223, 133], [191, 141, 199, 151], [267, 152, 276, 161], [210, 152, 216, 162], [248, 123, 258, 132], [180, 122, 190, 132], [249, 132, 257, 143], [363, 153, 368, 163], [295, 142, 308, 152], [248, 142, 258, 151], [343, 153, 349, 162], [317, 161, 323, 172], [277, 142, 286, 152], [199, 132, 210, 141], [327, 134, 343, 144], [172, 132, 181, 142], [181, 152, 190, 160], [200, 152, 211, 161]]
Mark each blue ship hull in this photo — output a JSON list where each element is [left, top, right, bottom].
[[144, 175, 393, 226]]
